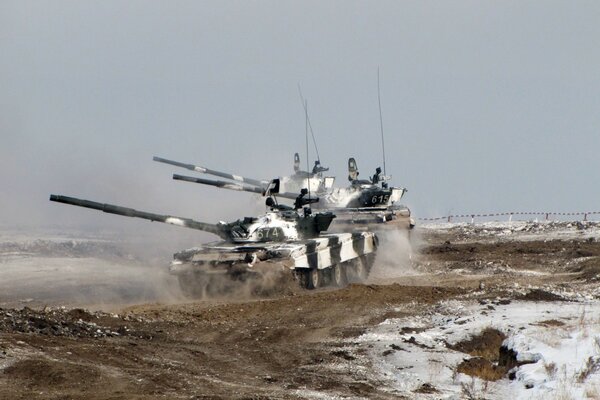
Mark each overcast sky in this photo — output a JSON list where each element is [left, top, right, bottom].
[[2, 1, 599, 237]]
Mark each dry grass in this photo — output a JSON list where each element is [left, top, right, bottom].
[[413, 383, 439, 394], [585, 383, 600, 399], [460, 377, 489, 400], [544, 361, 557, 379], [449, 327, 506, 360], [456, 357, 506, 381], [450, 327, 510, 381], [554, 365, 576, 400], [533, 319, 566, 327], [577, 356, 600, 383], [579, 309, 589, 332]]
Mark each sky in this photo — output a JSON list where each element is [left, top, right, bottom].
[[1, 1, 600, 240]]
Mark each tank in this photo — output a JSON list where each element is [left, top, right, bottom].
[[49, 187, 377, 296], [324, 157, 414, 230], [154, 155, 415, 231]]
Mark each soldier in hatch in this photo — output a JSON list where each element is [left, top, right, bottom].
[[312, 160, 329, 174], [371, 167, 382, 184]]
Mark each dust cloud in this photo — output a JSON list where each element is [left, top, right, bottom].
[[180, 263, 302, 302], [0, 231, 189, 310], [368, 228, 423, 283], [0, 222, 305, 310], [0, 165, 268, 310]]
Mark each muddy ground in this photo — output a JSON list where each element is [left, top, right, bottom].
[[1, 222, 599, 399]]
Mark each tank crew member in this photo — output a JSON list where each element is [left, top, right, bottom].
[[371, 167, 382, 184], [312, 160, 329, 174], [265, 196, 292, 211], [294, 188, 309, 210]]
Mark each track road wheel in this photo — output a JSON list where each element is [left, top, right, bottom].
[[297, 270, 307, 289], [354, 260, 368, 282], [331, 263, 348, 288], [351, 255, 372, 283], [303, 268, 322, 290]]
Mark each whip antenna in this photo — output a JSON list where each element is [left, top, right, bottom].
[[305, 99, 311, 204], [377, 67, 387, 176], [298, 84, 321, 162]]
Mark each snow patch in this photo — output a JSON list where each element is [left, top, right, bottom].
[[359, 299, 600, 399]]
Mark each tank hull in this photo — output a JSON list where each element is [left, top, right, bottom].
[[169, 232, 378, 292], [329, 205, 415, 231]]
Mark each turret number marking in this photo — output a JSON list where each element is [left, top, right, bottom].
[[255, 227, 284, 241], [371, 194, 390, 205]]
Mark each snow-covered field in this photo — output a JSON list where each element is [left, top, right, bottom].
[[359, 299, 600, 399], [340, 220, 600, 399]]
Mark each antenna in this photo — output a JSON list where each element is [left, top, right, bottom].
[[298, 84, 321, 162], [377, 67, 387, 176], [305, 99, 311, 205]]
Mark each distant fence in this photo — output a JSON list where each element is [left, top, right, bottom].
[[418, 211, 600, 223]]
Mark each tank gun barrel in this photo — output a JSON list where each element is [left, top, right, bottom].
[[173, 174, 265, 195], [49, 195, 229, 239], [172, 174, 302, 201], [153, 156, 267, 189]]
